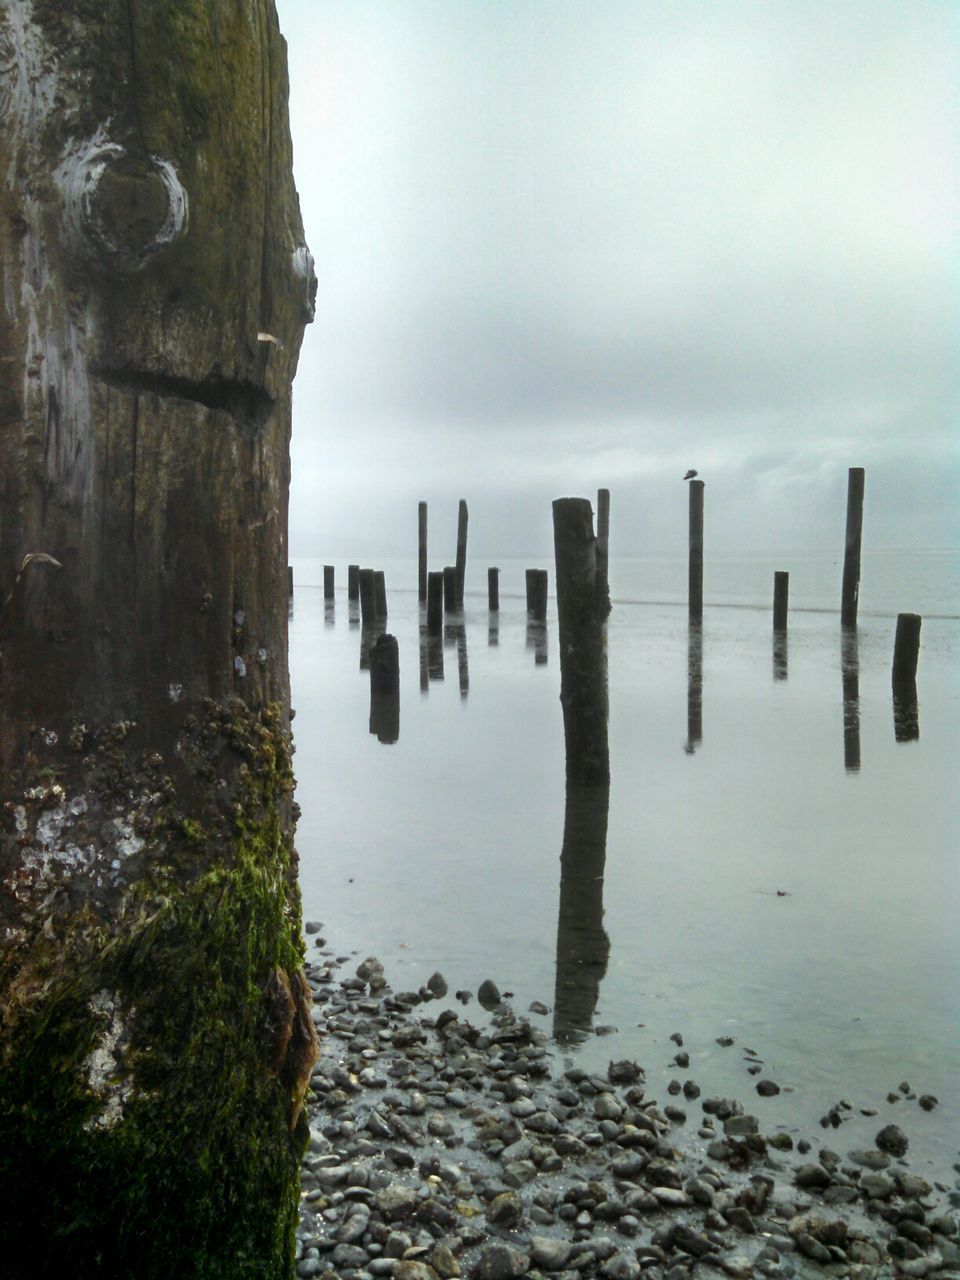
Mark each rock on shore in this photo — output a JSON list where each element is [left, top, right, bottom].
[[296, 949, 959, 1280]]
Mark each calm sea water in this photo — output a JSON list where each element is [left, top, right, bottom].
[[290, 550, 959, 1178]]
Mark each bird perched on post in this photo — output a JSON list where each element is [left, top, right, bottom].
[[683, 469, 698, 480]]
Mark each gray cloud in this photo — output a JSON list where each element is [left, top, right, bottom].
[[279, 0, 959, 556]]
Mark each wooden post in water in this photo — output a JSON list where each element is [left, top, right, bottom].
[[553, 498, 610, 786], [597, 488, 611, 617], [488, 567, 500, 612], [358, 569, 377, 627], [323, 565, 335, 600], [892, 613, 921, 685], [526, 569, 548, 621], [427, 572, 443, 635], [773, 571, 789, 631], [369, 633, 400, 744], [374, 571, 387, 620], [348, 564, 360, 601], [418, 502, 428, 604], [688, 479, 704, 621], [287, 565, 294, 599], [442, 566, 457, 613], [892, 615, 920, 743], [455, 499, 468, 607], [841, 467, 865, 628]]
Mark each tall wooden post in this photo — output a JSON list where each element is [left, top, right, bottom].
[[553, 499, 609, 786], [418, 502, 428, 605], [347, 564, 360, 601], [488, 567, 500, 612], [596, 487, 611, 617], [323, 564, 335, 600], [773, 571, 789, 631], [455, 499, 468, 607], [0, 2, 316, 1272], [841, 467, 865, 627], [688, 479, 704, 621]]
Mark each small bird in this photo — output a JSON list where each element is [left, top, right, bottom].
[[683, 469, 698, 481]]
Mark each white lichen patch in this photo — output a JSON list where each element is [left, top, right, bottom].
[[0, 0, 58, 182], [82, 990, 134, 1130]]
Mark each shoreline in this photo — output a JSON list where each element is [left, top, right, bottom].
[[296, 940, 959, 1280]]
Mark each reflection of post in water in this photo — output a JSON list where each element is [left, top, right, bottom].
[[418, 615, 429, 692], [772, 631, 787, 681], [457, 626, 468, 697], [685, 622, 703, 755], [553, 784, 611, 1045], [444, 621, 469, 698], [358, 624, 382, 671], [369, 633, 400, 744], [841, 627, 861, 772], [525, 618, 548, 666], [892, 613, 921, 744], [488, 615, 499, 648], [324, 600, 335, 629], [348, 599, 360, 630]]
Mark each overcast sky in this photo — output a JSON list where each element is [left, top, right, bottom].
[[277, 0, 958, 560]]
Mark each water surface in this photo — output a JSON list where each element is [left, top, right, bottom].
[[291, 551, 959, 1179]]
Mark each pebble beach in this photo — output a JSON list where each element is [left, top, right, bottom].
[[295, 937, 959, 1280]]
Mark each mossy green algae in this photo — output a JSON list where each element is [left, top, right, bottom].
[[0, 702, 310, 1279]]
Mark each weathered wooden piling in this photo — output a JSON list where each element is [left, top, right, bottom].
[[688, 479, 704, 621], [348, 564, 360, 601], [369, 634, 400, 744], [455, 499, 468, 608], [892, 613, 922, 686], [374, 570, 387, 620], [426, 571, 443, 635], [418, 502, 428, 604], [891, 616, 921, 743], [442, 566, 457, 613], [323, 564, 335, 600], [358, 569, 377, 627], [841, 467, 865, 627], [773, 571, 789, 631], [287, 565, 294, 598], [370, 632, 399, 695], [488, 567, 500, 612], [526, 568, 548, 621], [553, 498, 610, 786], [597, 488, 611, 617]]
